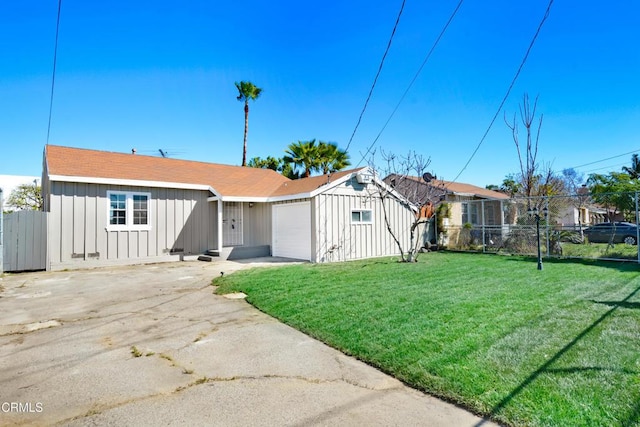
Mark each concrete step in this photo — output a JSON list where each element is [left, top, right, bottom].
[[205, 249, 220, 257]]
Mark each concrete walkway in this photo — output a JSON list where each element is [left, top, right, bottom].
[[0, 259, 498, 426]]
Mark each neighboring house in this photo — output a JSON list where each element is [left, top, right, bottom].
[[556, 204, 607, 229], [384, 175, 510, 247], [384, 175, 510, 226], [41, 145, 416, 270], [433, 180, 511, 229]]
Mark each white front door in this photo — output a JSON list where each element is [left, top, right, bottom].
[[223, 202, 243, 246]]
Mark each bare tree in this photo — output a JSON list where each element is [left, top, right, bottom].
[[369, 150, 445, 262], [505, 93, 543, 200]]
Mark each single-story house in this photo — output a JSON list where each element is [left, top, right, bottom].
[[383, 174, 511, 248], [431, 180, 511, 228], [41, 145, 417, 270], [556, 204, 607, 229]]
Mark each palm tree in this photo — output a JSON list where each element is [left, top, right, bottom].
[[622, 154, 640, 179], [317, 141, 350, 174], [235, 81, 263, 166], [283, 140, 319, 178]]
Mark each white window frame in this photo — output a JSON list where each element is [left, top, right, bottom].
[[106, 191, 152, 231], [351, 209, 373, 225], [462, 202, 479, 225]]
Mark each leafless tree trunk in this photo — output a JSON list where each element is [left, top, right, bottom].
[[505, 93, 543, 200], [368, 150, 445, 262]]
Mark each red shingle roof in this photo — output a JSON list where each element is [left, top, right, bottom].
[[403, 175, 509, 200], [45, 145, 363, 199], [270, 168, 364, 197], [46, 145, 290, 198]]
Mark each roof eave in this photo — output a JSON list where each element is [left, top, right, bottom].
[[48, 174, 215, 193]]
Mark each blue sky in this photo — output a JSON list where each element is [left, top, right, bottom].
[[1, 1, 639, 187]]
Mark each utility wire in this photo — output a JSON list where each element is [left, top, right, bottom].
[[582, 161, 629, 174], [344, 0, 406, 153], [566, 148, 640, 170], [447, 0, 554, 186], [356, 0, 465, 168], [46, 0, 63, 145]]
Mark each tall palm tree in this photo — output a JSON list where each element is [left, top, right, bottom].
[[317, 141, 350, 174], [622, 153, 640, 179], [283, 140, 319, 178], [235, 81, 262, 166]]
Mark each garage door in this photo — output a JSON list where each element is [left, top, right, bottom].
[[272, 202, 311, 261]]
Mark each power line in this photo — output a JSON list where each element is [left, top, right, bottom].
[[447, 0, 554, 186], [46, 0, 63, 145], [566, 148, 640, 170], [582, 161, 629, 174], [356, 0, 465, 168], [344, 0, 406, 153]]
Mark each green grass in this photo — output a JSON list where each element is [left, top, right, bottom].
[[561, 242, 638, 260], [214, 252, 640, 427]]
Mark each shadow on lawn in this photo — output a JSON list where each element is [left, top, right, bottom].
[[622, 399, 640, 426], [475, 283, 640, 427], [506, 255, 640, 272]]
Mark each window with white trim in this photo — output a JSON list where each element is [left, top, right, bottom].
[[351, 209, 372, 224], [461, 202, 479, 225], [107, 191, 151, 229]]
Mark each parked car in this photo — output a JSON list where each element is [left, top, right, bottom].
[[583, 222, 639, 245]]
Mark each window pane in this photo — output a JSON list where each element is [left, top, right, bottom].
[[133, 211, 148, 225], [110, 194, 126, 209], [470, 204, 478, 224], [110, 210, 126, 225], [362, 211, 372, 222], [109, 194, 127, 225], [133, 194, 148, 225], [133, 195, 147, 210], [352, 211, 361, 222]]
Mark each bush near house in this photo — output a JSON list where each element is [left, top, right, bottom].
[[214, 252, 640, 427]]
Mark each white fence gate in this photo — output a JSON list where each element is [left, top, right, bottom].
[[2, 211, 47, 272]]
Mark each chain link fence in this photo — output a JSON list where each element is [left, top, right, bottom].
[[438, 192, 640, 262]]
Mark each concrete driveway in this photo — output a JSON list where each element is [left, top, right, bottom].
[[0, 260, 497, 426]]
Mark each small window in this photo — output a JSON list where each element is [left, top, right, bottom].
[[352, 209, 372, 224], [462, 202, 479, 225], [107, 191, 151, 230]]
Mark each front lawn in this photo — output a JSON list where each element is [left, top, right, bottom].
[[561, 242, 638, 260], [213, 252, 640, 426]]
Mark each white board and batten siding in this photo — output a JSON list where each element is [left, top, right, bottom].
[[272, 201, 312, 261], [46, 182, 216, 270], [313, 178, 415, 262]]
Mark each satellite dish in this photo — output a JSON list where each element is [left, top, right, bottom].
[[422, 172, 435, 183]]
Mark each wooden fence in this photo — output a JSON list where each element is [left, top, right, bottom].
[[2, 211, 47, 272]]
